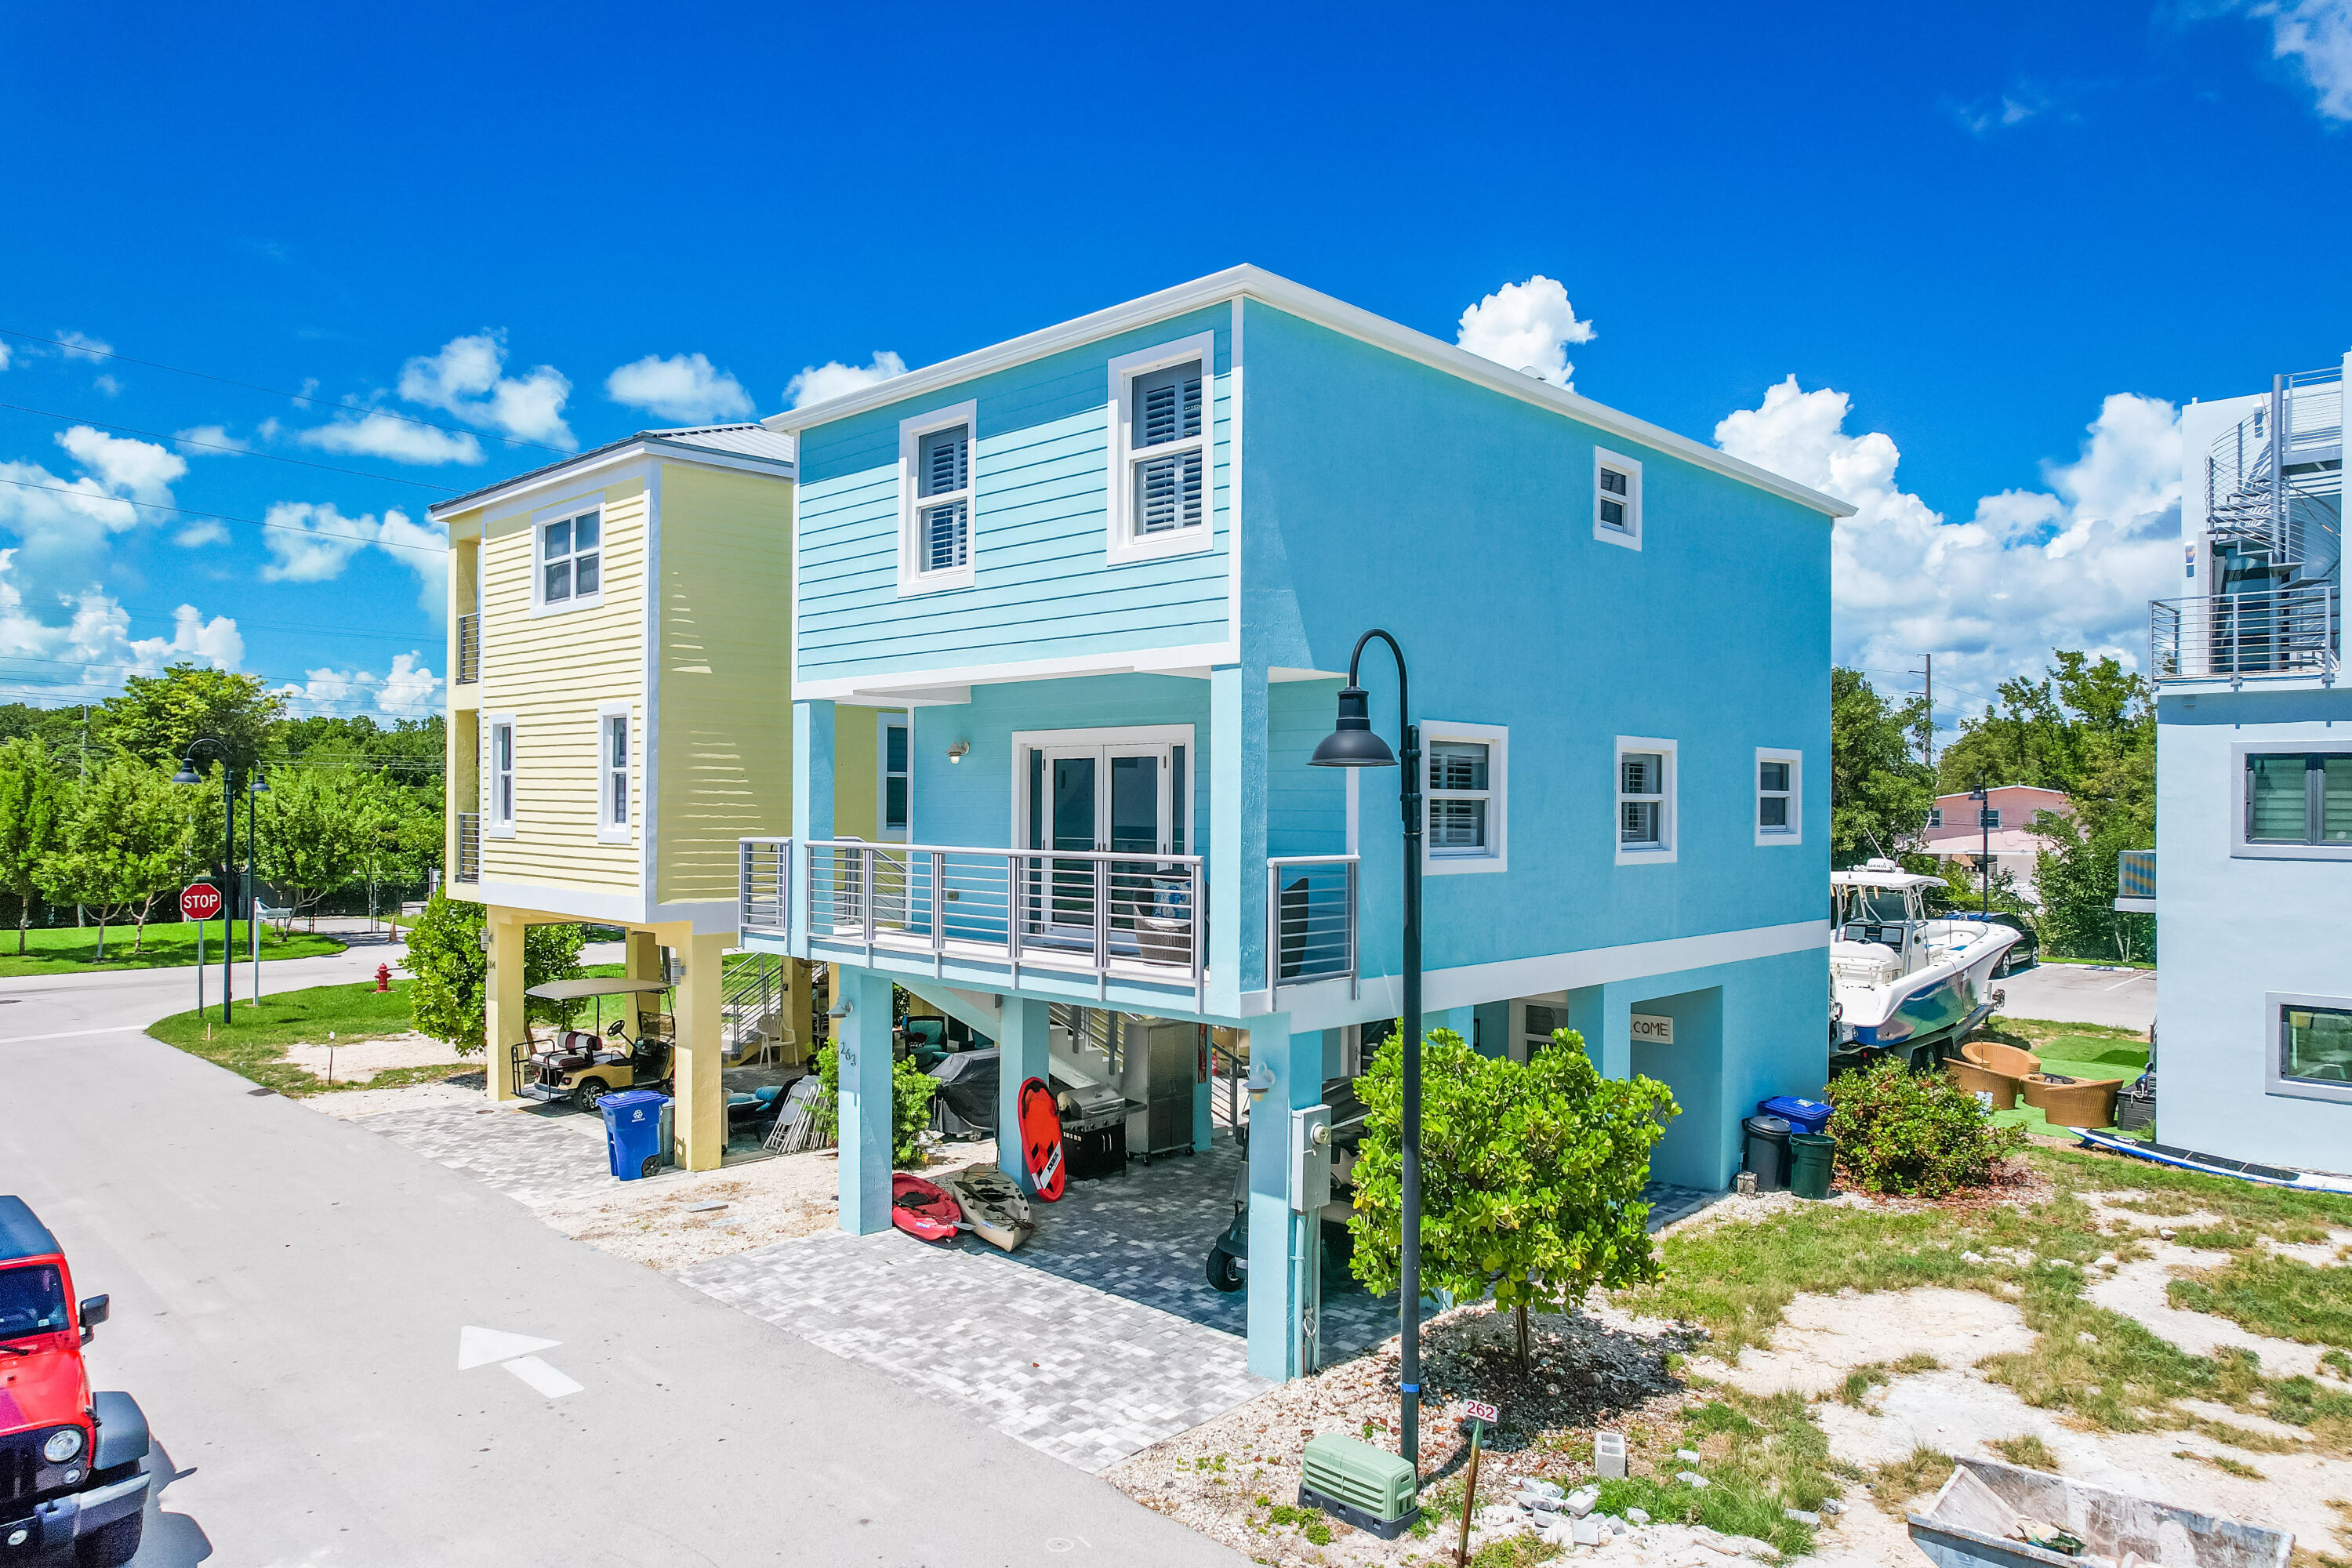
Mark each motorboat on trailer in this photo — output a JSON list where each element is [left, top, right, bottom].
[[1831, 859, 2020, 1067]]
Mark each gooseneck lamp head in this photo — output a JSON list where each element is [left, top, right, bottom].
[[1309, 684, 1396, 769]]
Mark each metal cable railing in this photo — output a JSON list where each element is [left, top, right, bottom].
[[738, 837, 792, 937], [454, 613, 481, 684], [455, 813, 481, 884], [2151, 585, 2338, 681], [1266, 853, 1358, 998]]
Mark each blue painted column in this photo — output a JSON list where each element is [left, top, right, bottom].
[[1246, 1018, 1327, 1381], [792, 699, 836, 957], [1567, 983, 1632, 1078], [1423, 1004, 1475, 1046], [1193, 1026, 1214, 1152], [835, 964, 896, 1235], [1209, 663, 1269, 1005], [996, 996, 1051, 1196]]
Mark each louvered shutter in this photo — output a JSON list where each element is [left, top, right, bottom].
[[916, 426, 970, 571], [1132, 362, 1203, 535]]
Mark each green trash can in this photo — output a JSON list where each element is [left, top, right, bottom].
[[1788, 1132, 1837, 1200]]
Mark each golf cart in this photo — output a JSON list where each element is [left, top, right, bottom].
[[1206, 1076, 1365, 1293], [516, 977, 674, 1111]]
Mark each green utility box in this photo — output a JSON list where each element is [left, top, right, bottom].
[[1298, 1433, 1421, 1540]]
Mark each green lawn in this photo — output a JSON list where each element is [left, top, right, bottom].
[[0, 920, 343, 977], [146, 978, 450, 1095], [1969, 1017, 2151, 1138]]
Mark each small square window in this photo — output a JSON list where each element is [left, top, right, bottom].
[[539, 510, 601, 607], [1616, 738, 1675, 862], [1927, 807, 1943, 829], [1594, 449, 1642, 550], [1423, 728, 1507, 872], [2283, 1004, 2352, 1086], [1757, 750, 1800, 844], [1107, 333, 1217, 565]]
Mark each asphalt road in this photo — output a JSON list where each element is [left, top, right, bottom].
[[2, 944, 1241, 1566], [1996, 960, 2158, 1032]]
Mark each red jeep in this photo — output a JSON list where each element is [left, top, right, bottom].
[[2, 1198, 150, 1566]]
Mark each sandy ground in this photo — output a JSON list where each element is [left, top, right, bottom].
[[281, 1031, 471, 1084], [1687, 1287, 2039, 1397], [538, 1140, 1001, 1270], [303, 1076, 481, 1117]]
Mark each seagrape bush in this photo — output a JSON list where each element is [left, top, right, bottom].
[[1824, 1058, 2025, 1198]]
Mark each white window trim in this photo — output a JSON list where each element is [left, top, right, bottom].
[[2231, 742, 2352, 862], [1422, 720, 1508, 875], [529, 492, 608, 618], [878, 712, 910, 843], [1007, 724, 1196, 855], [1755, 746, 1802, 847], [597, 701, 633, 845], [897, 401, 978, 596], [485, 713, 517, 838], [1105, 332, 1218, 567], [1615, 735, 1677, 866], [1594, 448, 1642, 550], [2267, 990, 2352, 1105]]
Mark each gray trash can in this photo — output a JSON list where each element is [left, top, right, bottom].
[[1743, 1114, 1793, 1192]]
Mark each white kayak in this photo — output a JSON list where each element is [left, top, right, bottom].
[[944, 1167, 1036, 1253]]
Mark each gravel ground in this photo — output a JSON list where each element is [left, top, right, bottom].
[[281, 1031, 470, 1084]]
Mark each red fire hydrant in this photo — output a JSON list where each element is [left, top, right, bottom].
[[375, 963, 391, 993]]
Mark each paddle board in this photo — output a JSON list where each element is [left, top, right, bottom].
[[1016, 1076, 1065, 1202], [945, 1167, 1036, 1252], [890, 1172, 962, 1243]]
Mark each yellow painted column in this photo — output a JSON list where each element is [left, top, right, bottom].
[[484, 911, 526, 1102], [782, 958, 815, 1068], [825, 963, 843, 1046], [625, 931, 663, 1033], [670, 931, 731, 1171]]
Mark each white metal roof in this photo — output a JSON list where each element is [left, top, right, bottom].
[[426, 424, 796, 519], [762, 265, 1854, 520]]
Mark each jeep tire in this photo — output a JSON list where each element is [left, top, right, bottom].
[[77, 1512, 143, 1568]]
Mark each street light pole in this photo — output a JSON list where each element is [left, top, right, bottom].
[[173, 739, 238, 1024], [249, 774, 267, 1004], [1969, 781, 1991, 918], [1311, 628, 1425, 1472]]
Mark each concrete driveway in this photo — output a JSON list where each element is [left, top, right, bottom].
[[3, 946, 1241, 1566], [1998, 961, 2158, 1032]]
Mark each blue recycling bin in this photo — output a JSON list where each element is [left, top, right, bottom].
[[1758, 1095, 1833, 1135], [600, 1089, 671, 1180]]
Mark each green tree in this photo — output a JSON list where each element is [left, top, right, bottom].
[[402, 889, 588, 1054], [38, 760, 190, 955], [0, 739, 68, 953], [1348, 1028, 1677, 1372], [1829, 668, 1936, 866], [101, 665, 284, 771], [252, 766, 376, 930]]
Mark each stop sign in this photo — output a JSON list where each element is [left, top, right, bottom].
[[181, 883, 223, 920]]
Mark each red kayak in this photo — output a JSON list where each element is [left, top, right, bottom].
[[891, 1173, 962, 1243], [1016, 1076, 1065, 1203]]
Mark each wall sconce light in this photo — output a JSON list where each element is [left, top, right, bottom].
[[1245, 1065, 1277, 1102], [946, 741, 971, 764]]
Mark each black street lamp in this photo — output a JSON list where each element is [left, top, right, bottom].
[[172, 739, 239, 1024], [1968, 781, 1992, 917], [1310, 629, 1425, 1472], [248, 771, 269, 1002]]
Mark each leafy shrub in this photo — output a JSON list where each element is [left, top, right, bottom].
[[802, 1043, 937, 1167], [404, 889, 586, 1054], [1824, 1059, 2024, 1197]]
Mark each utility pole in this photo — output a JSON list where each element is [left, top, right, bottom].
[[1909, 653, 1935, 768]]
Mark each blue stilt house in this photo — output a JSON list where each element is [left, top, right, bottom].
[[743, 267, 1848, 1380]]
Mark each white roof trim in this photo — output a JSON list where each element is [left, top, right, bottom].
[[427, 434, 793, 521], [764, 265, 1854, 519]]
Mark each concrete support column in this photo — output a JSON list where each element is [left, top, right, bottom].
[[995, 996, 1052, 1195], [1567, 983, 1632, 1079], [625, 931, 663, 1033], [792, 700, 836, 959], [782, 958, 815, 1067], [1245, 1016, 1325, 1381], [670, 931, 730, 1171], [835, 965, 897, 1234], [1209, 665, 1269, 1001], [483, 911, 526, 1103], [1193, 1025, 1214, 1153]]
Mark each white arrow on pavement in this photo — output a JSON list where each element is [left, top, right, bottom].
[[457, 1325, 561, 1371], [500, 1356, 584, 1398]]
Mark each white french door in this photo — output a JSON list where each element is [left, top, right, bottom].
[[1022, 738, 1182, 940]]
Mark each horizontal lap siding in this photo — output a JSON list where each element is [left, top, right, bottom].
[[655, 463, 794, 906], [795, 307, 1235, 685], [479, 481, 648, 894], [1267, 679, 1347, 858]]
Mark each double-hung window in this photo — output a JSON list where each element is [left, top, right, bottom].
[[881, 717, 909, 840], [2245, 752, 2352, 848], [1616, 737, 1676, 863], [1927, 807, 1944, 829], [1594, 448, 1642, 550], [1424, 723, 1508, 873], [486, 716, 516, 837], [1756, 749, 1800, 844], [1107, 333, 1215, 564], [897, 402, 978, 593], [598, 703, 631, 843], [539, 509, 601, 607]]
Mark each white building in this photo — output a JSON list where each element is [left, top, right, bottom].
[[2142, 352, 2349, 1174]]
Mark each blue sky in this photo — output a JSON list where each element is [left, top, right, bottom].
[[3, 0, 2348, 731]]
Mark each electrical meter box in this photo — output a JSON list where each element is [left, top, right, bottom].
[[1290, 1104, 1330, 1213]]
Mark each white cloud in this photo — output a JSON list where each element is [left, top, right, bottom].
[[606, 352, 754, 424], [396, 332, 574, 447], [173, 424, 238, 456], [53, 331, 112, 362], [297, 413, 484, 466], [0, 427, 181, 611], [274, 652, 441, 718], [786, 351, 908, 408], [173, 521, 230, 548], [1955, 89, 2050, 136], [0, 550, 243, 703], [1456, 276, 1595, 390], [257, 501, 448, 616], [93, 374, 121, 397], [54, 426, 184, 501], [2257, 0, 2352, 118], [1715, 376, 2183, 709], [0, 341, 12, 372]]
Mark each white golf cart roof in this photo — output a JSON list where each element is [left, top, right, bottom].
[[524, 977, 673, 1000], [1830, 858, 1945, 892]]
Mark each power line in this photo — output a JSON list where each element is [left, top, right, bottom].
[[0, 327, 570, 456], [0, 402, 461, 492], [0, 652, 441, 684], [0, 475, 444, 555]]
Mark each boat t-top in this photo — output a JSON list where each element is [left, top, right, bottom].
[[1830, 859, 2018, 1069]]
